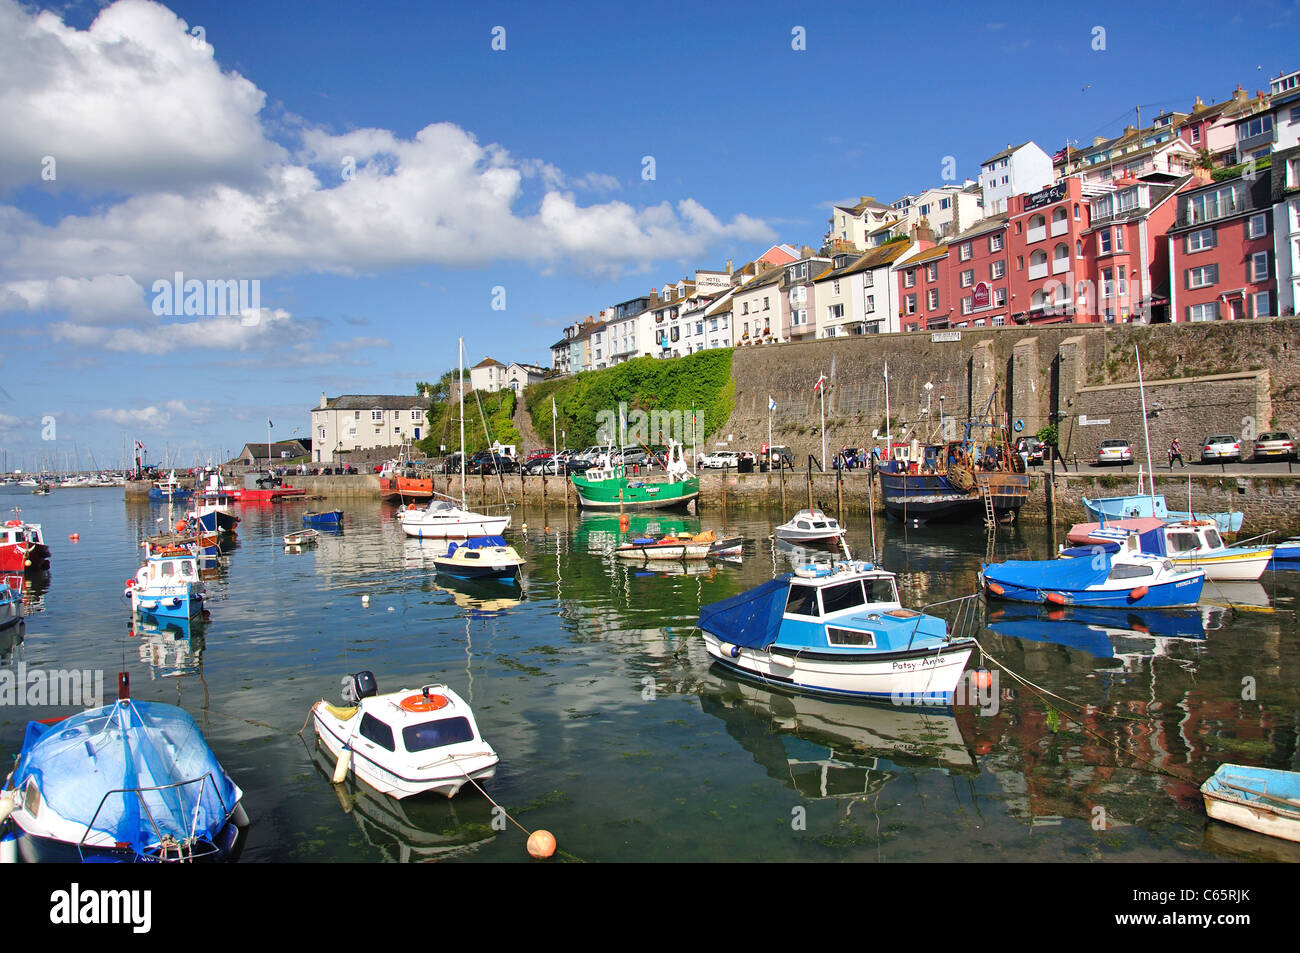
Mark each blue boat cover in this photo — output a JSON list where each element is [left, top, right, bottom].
[[699, 575, 792, 649], [12, 700, 238, 858], [983, 554, 1112, 592], [446, 535, 506, 556]]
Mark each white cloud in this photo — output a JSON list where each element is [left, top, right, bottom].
[[93, 400, 207, 429], [0, 0, 283, 193], [0, 275, 147, 323]]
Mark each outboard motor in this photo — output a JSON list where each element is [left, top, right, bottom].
[[341, 671, 379, 705]]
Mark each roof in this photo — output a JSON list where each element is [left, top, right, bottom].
[[242, 440, 310, 458], [1081, 178, 1190, 231], [895, 244, 951, 268], [981, 141, 1034, 167], [472, 357, 506, 369], [818, 241, 915, 281], [834, 195, 893, 215], [949, 213, 1009, 243], [316, 395, 428, 412]]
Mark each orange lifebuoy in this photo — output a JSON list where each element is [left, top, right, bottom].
[[400, 692, 448, 713], [4, 520, 20, 527]]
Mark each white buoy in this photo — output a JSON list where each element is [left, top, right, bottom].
[[231, 802, 249, 828], [387, 606, 394, 612], [361, 595, 370, 607], [332, 749, 352, 783], [0, 791, 14, 825]]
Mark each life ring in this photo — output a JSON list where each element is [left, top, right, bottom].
[[4, 520, 20, 527], [1186, 519, 1213, 527], [1013, 419, 1024, 433], [400, 692, 448, 713]]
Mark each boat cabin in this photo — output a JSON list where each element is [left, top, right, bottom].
[[778, 565, 943, 651]]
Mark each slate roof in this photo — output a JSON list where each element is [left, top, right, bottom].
[[315, 395, 428, 411]]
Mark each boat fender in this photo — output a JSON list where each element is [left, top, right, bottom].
[[0, 832, 15, 865], [986, 582, 1005, 596], [231, 802, 250, 828], [718, 642, 742, 659], [124, 578, 135, 588], [332, 748, 352, 784], [1046, 592, 1067, 606], [1128, 585, 1149, 601], [169, 597, 182, 608]]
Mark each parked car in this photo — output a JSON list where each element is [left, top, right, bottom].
[[1201, 434, 1241, 464], [766, 446, 795, 470], [1252, 431, 1294, 462], [466, 451, 516, 475], [1096, 439, 1134, 466], [524, 457, 563, 476], [700, 450, 741, 469]]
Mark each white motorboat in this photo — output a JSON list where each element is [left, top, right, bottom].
[[398, 499, 510, 539], [774, 507, 846, 544], [1065, 520, 1272, 582], [430, 535, 523, 579], [311, 672, 499, 799]]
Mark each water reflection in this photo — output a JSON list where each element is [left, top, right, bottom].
[[134, 614, 206, 679]]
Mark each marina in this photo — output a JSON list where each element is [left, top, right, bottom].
[[1, 484, 1297, 863]]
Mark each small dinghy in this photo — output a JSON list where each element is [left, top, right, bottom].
[[430, 535, 523, 580], [1201, 764, 1300, 844], [981, 532, 1204, 608], [615, 529, 743, 562], [284, 528, 321, 547], [0, 673, 247, 863], [302, 510, 343, 526], [311, 672, 499, 799], [774, 507, 845, 544], [1267, 538, 1300, 571]]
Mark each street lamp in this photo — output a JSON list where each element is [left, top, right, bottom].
[[938, 395, 946, 441]]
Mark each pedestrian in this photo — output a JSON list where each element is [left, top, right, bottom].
[[1169, 437, 1184, 469]]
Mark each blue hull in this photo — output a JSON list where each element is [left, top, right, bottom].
[[8, 816, 244, 863], [135, 595, 203, 619], [983, 573, 1203, 608], [148, 488, 193, 502], [1268, 540, 1300, 571], [303, 511, 343, 525], [196, 512, 238, 534]]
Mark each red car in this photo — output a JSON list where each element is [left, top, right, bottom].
[[527, 448, 554, 461]]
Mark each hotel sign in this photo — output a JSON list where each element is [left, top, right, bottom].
[[1024, 183, 1066, 211], [972, 281, 991, 309], [930, 331, 962, 342]]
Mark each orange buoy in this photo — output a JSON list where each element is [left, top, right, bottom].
[[1128, 585, 1148, 601], [986, 582, 1005, 597], [1046, 591, 1067, 606], [175, 520, 187, 532], [400, 692, 448, 713], [68, 533, 79, 542], [527, 829, 557, 859], [973, 668, 993, 691]]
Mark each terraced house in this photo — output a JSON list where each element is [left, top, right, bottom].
[[311, 393, 429, 463]]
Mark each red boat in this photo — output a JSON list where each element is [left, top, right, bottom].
[[0, 520, 50, 574], [378, 454, 434, 501], [231, 472, 306, 503]]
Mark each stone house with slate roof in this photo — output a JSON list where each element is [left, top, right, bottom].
[[311, 393, 430, 462]]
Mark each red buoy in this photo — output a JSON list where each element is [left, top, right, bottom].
[[986, 582, 1005, 597], [1046, 591, 1067, 606], [1128, 585, 1149, 601], [973, 668, 993, 691]]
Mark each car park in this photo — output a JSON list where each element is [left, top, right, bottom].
[[1096, 439, 1133, 466], [1201, 435, 1241, 464], [1252, 431, 1294, 462]]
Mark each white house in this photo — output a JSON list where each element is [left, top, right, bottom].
[[505, 362, 547, 394], [469, 357, 508, 392], [311, 393, 429, 463], [980, 141, 1054, 215]]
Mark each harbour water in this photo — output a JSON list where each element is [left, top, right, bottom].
[[3, 485, 1299, 863]]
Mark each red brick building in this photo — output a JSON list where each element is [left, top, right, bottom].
[[1006, 179, 1093, 323], [1168, 171, 1275, 321]]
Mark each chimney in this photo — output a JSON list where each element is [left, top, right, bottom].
[[726, 259, 733, 274], [320, 391, 327, 409], [1123, 125, 1137, 136], [1093, 136, 1106, 146]]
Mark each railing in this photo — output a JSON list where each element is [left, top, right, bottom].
[[81, 773, 231, 862]]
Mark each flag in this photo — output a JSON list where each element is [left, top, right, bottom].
[[768, 396, 776, 412], [813, 374, 826, 394], [552, 397, 558, 419], [268, 419, 273, 428]]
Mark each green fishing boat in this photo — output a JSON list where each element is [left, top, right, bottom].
[[570, 442, 699, 511]]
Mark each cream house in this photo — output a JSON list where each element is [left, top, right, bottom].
[[311, 393, 429, 462]]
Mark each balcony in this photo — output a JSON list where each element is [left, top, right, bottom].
[[1050, 218, 1069, 237], [1028, 262, 1048, 281], [1052, 258, 1069, 275], [1026, 225, 1047, 244]]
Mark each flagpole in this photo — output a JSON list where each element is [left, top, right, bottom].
[[884, 361, 891, 452], [768, 397, 773, 469], [820, 381, 826, 470]]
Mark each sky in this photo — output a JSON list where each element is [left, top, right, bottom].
[[0, 0, 1296, 470]]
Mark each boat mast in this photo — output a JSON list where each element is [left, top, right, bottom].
[[1135, 345, 1156, 505], [459, 336, 466, 508]]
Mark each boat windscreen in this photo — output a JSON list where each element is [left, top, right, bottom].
[[403, 717, 475, 752]]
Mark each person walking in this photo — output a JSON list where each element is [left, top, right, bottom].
[[1168, 437, 1185, 469]]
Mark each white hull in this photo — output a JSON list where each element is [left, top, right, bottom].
[[702, 632, 972, 700], [398, 510, 510, 539], [1170, 552, 1270, 581], [1203, 794, 1300, 844], [775, 528, 846, 543], [312, 703, 497, 799]]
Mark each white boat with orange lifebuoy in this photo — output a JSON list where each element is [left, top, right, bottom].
[[310, 672, 498, 799]]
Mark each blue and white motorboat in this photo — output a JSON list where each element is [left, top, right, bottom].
[[1062, 521, 1273, 582], [147, 471, 194, 504], [981, 533, 1205, 608], [125, 543, 206, 619], [303, 510, 343, 527], [1081, 493, 1243, 534], [1202, 764, 1300, 844], [0, 580, 21, 633], [1268, 538, 1300, 571], [430, 535, 523, 580], [698, 558, 975, 701], [0, 677, 247, 862]]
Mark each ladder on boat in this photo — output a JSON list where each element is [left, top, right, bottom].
[[980, 481, 997, 529]]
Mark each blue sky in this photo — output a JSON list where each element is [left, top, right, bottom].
[[1, 0, 1296, 469]]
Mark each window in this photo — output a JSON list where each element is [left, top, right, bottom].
[[991, 260, 1005, 279], [961, 297, 973, 315], [904, 295, 917, 315], [1115, 228, 1125, 252], [926, 263, 937, 281], [792, 309, 808, 325], [371, 409, 383, 421], [1190, 126, 1201, 144], [1186, 228, 1215, 253], [832, 279, 840, 295], [1102, 268, 1114, 297], [994, 288, 1007, 307], [318, 427, 325, 440], [763, 297, 770, 310], [359, 714, 395, 751], [1076, 239, 1083, 259], [1246, 214, 1267, 239], [828, 303, 845, 321], [904, 269, 916, 288], [785, 585, 820, 616], [1236, 115, 1272, 140], [959, 242, 972, 261], [1074, 202, 1080, 220], [827, 626, 876, 647], [411, 409, 421, 421], [821, 580, 867, 614], [1184, 183, 1245, 224], [865, 295, 875, 314], [1187, 265, 1217, 289], [1188, 302, 1219, 322], [961, 269, 974, 288], [404, 717, 474, 752], [1098, 230, 1112, 254], [1250, 251, 1269, 282], [940, 198, 951, 210], [927, 289, 939, 310], [1254, 291, 1272, 316], [989, 234, 1003, 252]]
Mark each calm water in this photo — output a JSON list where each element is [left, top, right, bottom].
[[3, 485, 1299, 863]]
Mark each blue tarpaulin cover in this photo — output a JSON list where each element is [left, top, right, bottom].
[[983, 554, 1112, 592], [699, 575, 792, 649], [12, 700, 239, 857]]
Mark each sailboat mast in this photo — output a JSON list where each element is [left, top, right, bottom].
[[459, 337, 466, 507], [1135, 345, 1156, 504]]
